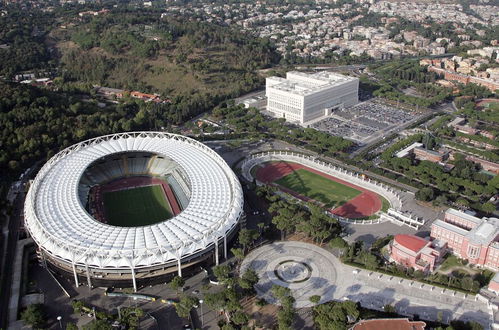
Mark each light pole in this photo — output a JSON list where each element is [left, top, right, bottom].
[[199, 299, 204, 328], [56, 316, 62, 329]]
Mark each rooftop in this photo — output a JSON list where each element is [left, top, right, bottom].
[[393, 234, 428, 253], [432, 219, 470, 237], [413, 147, 446, 157], [467, 217, 499, 246], [395, 142, 423, 158], [445, 208, 483, 226], [351, 318, 426, 330], [266, 71, 358, 96]]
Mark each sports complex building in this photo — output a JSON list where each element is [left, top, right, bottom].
[[24, 132, 244, 291]]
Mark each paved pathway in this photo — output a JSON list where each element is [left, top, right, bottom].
[[241, 241, 339, 308], [241, 241, 493, 328]]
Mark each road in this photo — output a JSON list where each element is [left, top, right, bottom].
[[0, 162, 41, 328], [0, 192, 24, 328]]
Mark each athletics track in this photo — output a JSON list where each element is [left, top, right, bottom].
[[256, 161, 382, 219]]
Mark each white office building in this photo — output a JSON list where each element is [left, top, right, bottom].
[[265, 71, 359, 124]]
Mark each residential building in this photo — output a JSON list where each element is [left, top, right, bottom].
[[265, 71, 359, 124], [350, 318, 426, 330], [428, 66, 499, 92], [431, 208, 499, 270], [388, 234, 446, 272]]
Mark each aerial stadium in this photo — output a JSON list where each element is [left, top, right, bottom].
[[24, 132, 244, 291]]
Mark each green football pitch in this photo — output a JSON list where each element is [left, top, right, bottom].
[[103, 185, 172, 227], [274, 169, 361, 208]]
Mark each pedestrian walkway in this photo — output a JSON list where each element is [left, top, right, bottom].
[[242, 241, 492, 328]]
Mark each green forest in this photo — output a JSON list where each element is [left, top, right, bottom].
[[0, 7, 282, 180], [57, 10, 279, 97]]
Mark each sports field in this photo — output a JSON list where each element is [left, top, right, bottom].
[[103, 185, 172, 227], [256, 161, 386, 219], [275, 168, 361, 208]]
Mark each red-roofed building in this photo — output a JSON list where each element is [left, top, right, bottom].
[[350, 318, 426, 330], [130, 91, 160, 101], [388, 234, 446, 272]]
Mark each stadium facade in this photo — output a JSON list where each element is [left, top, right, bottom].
[[265, 71, 359, 124], [24, 132, 244, 291]]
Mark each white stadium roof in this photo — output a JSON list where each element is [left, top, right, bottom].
[[24, 132, 243, 270]]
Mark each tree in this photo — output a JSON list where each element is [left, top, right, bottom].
[[309, 295, 321, 304], [213, 265, 231, 283], [271, 285, 295, 330], [231, 310, 249, 325], [271, 202, 304, 239], [329, 237, 348, 249], [175, 295, 199, 319], [21, 304, 46, 329], [357, 251, 379, 270], [271, 285, 291, 301], [415, 187, 435, 201], [437, 311, 443, 323], [456, 198, 470, 208], [384, 304, 396, 313], [71, 299, 86, 313], [298, 204, 339, 244], [238, 228, 259, 253], [231, 247, 245, 263], [66, 323, 78, 330], [120, 307, 144, 329], [169, 276, 185, 296], [239, 268, 259, 291], [257, 222, 265, 235], [482, 202, 496, 214], [83, 320, 113, 330], [313, 300, 360, 330], [204, 291, 227, 310]]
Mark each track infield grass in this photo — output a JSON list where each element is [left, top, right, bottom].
[[274, 169, 361, 208], [103, 185, 172, 227]]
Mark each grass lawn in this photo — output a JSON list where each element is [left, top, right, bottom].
[[103, 185, 172, 227], [274, 169, 361, 208], [439, 255, 467, 272], [381, 196, 391, 212]]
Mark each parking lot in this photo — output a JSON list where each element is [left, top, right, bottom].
[[311, 101, 419, 144]]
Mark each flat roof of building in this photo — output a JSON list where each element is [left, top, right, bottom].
[[432, 219, 470, 237], [266, 71, 358, 96], [467, 217, 499, 246], [414, 147, 442, 157], [395, 142, 423, 158], [445, 208, 482, 226]]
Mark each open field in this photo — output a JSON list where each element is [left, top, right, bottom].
[[275, 168, 361, 208], [103, 185, 172, 227]]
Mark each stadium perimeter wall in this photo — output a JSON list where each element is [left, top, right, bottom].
[[241, 151, 411, 225]]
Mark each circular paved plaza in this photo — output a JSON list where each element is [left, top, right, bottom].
[[240, 241, 338, 308]]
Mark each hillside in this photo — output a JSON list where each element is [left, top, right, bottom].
[[51, 10, 280, 97]]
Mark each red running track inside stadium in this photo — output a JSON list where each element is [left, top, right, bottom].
[[255, 161, 382, 219], [99, 176, 181, 216]]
